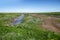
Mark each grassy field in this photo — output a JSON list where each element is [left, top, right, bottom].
[[0, 13, 60, 40]]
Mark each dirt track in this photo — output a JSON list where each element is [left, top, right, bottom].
[[32, 14, 60, 33]]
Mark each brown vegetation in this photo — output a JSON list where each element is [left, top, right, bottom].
[[32, 14, 60, 33]]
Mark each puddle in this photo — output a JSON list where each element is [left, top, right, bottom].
[[11, 14, 24, 26]]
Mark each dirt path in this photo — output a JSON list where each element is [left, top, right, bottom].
[[32, 14, 60, 33]]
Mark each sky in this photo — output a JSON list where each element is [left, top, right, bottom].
[[0, 0, 60, 12]]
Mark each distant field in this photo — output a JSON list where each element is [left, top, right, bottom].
[[0, 12, 60, 40]]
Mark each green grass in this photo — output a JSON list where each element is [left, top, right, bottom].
[[0, 13, 60, 40], [55, 19, 60, 23], [0, 26, 60, 40]]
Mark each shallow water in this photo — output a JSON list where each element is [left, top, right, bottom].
[[11, 14, 24, 26]]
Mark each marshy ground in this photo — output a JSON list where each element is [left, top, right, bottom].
[[0, 13, 60, 40]]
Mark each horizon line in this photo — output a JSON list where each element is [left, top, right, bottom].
[[0, 12, 60, 13]]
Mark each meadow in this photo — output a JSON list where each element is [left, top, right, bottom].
[[0, 13, 60, 40]]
